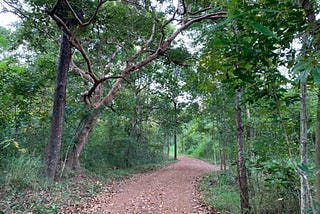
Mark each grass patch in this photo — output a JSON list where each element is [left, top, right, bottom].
[[199, 168, 240, 213]]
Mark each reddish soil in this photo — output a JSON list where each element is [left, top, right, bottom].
[[59, 156, 219, 214]]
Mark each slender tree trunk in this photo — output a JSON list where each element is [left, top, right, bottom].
[[44, 29, 71, 179], [302, 0, 320, 205], [235, 88, 250, 214], [166, 133, 170, 157], [300, 81, 309, 213], [66, 110, 98, 169], [316, 88, 320, 203], [213, 144, 217, 165], [173, 100, 178, 160], [220, 148, 226, 170]]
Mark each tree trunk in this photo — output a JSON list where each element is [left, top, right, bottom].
[[302, 0, 320, 205], [166, 133, 170, 157], [235, 88, 250, 214], [44, 29, 71, 179], [173, 101, 177, 160], [300, 81, 309, 213], [66, 110, 98, 169], [220, 148, 226, 170], [316, 88, 320, 203], [213, 144, 217, 165]]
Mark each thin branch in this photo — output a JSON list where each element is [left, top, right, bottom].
[[104, 46, 122, 75], [70, 61, 94, 83], [187, 6, 212, 16], [2, 0, 27, 18], [83, 74, 131, 101], [97, 10, 226, 110], [47, 0, 62, 15], [178, 0, 186, 15], [64, 0, 84, 25], [49, 13, 73, 36], [81, 0, 104, 27], [127, 21, 156, 64], [69, 38, 98, 82]]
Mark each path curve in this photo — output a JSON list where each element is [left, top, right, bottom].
[[61, 156, 219, 213]]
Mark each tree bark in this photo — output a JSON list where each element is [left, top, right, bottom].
[[316, 88, 320, 203], [235, 88, 250, 214], [173, 100, 178, 160], [300, 81, 309, 213], [44, 29, 71, 179], [66, 110, 99, 169], [302, 0, 320, 204], [166, 133, 170, 157]]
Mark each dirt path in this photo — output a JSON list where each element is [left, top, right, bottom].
[[60, 156, 218, 213]]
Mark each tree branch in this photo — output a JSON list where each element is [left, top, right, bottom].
[[97, 10, 226, 110]]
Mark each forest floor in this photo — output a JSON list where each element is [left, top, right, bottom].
[[59, 156, 219, 214]]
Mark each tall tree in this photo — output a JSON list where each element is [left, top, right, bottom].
[[61, 1, 226, 169], [44, 26, 71, 178], [44, 0, 103, 178], [301, 0, 320, 207]]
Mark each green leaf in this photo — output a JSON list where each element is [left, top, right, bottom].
[[292, 61, 310, 73], [296, 69, 309, 83], [292, 61, 311, 83], [248, 21, 278, 39]]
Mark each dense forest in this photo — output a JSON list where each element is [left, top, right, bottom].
[[0, 0, 320, 213]]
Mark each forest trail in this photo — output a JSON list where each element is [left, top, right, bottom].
[[60, 156, 218, 213]]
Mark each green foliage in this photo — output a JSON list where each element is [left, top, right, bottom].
[[2, 154, 44, 190], [0, 26, 11, 52], [249, 161, 300, 213], [200, 169, 240, 213]]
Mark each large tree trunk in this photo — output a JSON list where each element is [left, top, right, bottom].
[[300, 81, 309, 213], [235, 88, 250, 214], [44, 29, 71, 179], [316, 88, 320, 203]]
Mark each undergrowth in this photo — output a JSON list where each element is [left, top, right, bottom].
[[200, 165, 300, 214], [200, 168, 240, 213]]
